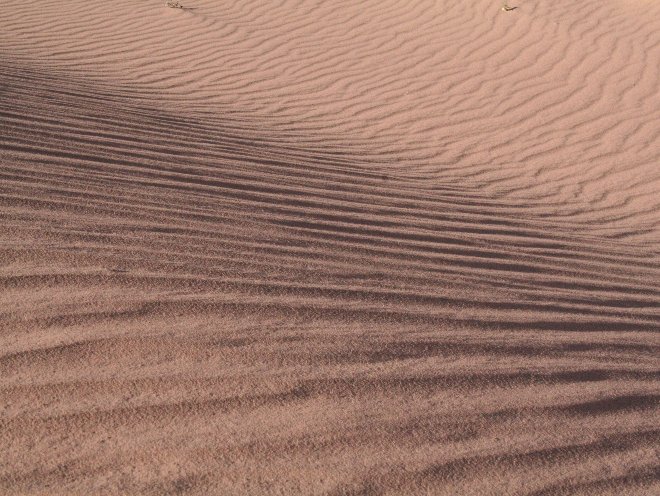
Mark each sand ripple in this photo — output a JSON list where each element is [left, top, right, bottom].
[[1, 1, 659, 494]]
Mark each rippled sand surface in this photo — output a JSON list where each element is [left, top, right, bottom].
[[1, 1, 659, 494]]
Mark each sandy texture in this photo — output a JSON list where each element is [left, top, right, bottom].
[[1, 0, 659, 494]]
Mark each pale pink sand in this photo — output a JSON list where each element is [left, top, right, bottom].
[[1, 0, 659, 494]]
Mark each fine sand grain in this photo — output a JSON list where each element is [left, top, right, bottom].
[[1, 1, 659, 494]]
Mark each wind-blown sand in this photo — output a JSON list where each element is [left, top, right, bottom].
[[1, 0, 659, 494]]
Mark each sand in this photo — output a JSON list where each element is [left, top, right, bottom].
[[1, 0, 659, 494]]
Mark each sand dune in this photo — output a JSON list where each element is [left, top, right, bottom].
[[1, 0, 659, 494]]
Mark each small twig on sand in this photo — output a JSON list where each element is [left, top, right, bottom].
[[502, 3, 517, 11]]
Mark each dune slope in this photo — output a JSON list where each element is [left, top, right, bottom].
[[1, 1, 659, 495]]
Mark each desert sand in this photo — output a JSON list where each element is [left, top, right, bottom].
[[1, 0, 659, 494]]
